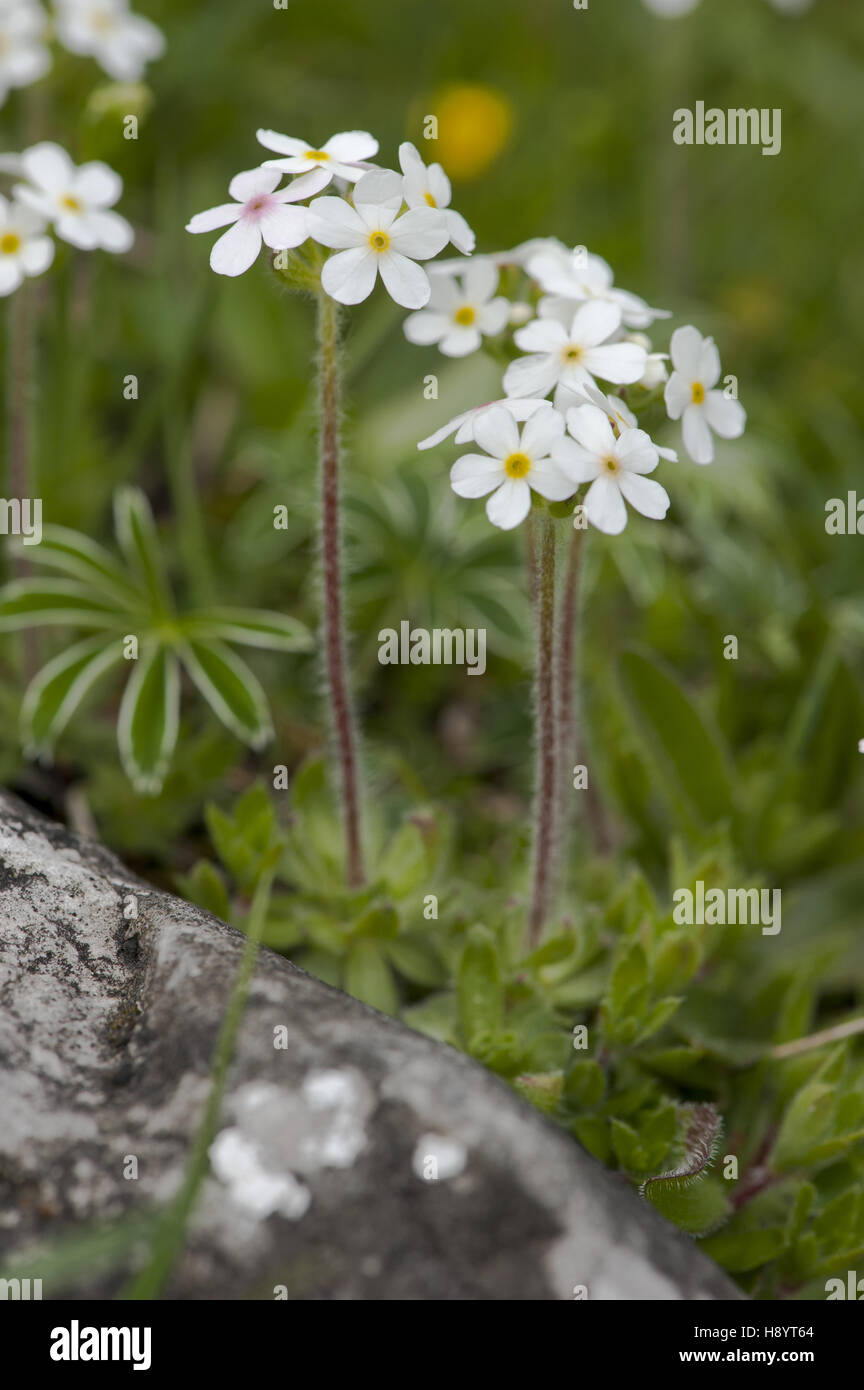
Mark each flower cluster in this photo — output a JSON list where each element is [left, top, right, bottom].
[[0, 0, 163, 105], [187, 130, 474, 309], [0, 141, 133, 295], [412, 237, 746, 534]]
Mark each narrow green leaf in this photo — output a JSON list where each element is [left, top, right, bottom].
[[117, 644, 180, 794], [21, 634, 123, 752], [0, 580, 123, 630], [457, 926, 503, 1048], [344, 940, 399, 1015], [183, 608, 312, 652], [114, 487, 171, 611], [22, 525, 142, 608], [179, 640, 272, 748]]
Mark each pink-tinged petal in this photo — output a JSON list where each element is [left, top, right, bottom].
[[503, 353, 560, 398], [565, 404, 616, 456], [704, 391, 746, 439], [353, 169, 404, 214], [186, 203, 242, 234], [582, 340, 647, 385], [551, 437, 601, 484], [618, 473, 670, 521], [324, 130, 380, 163], [256, 130, 310, 158], [616, 428, 660, 475], [570, 298, 622, 347], [450, 453, 506, 497], [669, 324, 704, 377], [473, 405, 520, 460], [229, 167, 281, 202], [378, 250, 431, 309], [305, 197, 365, 249], [529, 461, 576, 502], [486, 479, 532, 530], [439, 327, 482, 357], [477, 297, 510, 336], [276, 167, 331, 202], [260, 204, 308, 250], [682, 403, 714, 464], [321, 245, 379, 304], [584, 476, 628, 534], [403, 311, 450, 346], [73, 161, 122, 207], [20, 236, 54, 276], [87, 210, 134, 253], [664, 371, 691, 420], [521, 404, 565, 457], [698, 336, 722, 389], [463, 258, 497, 304], [20, 142, 73, 193], [389, 208, 449, 260], [445, 208, 475, 254], [210, 219, 262, 276], [514, 318, 566, 353]]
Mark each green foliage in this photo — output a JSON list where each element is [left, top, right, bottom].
[[0, 489, 311, 792]]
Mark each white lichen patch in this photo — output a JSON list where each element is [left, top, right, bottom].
[[208, 1129, 311, 1221], [412, 1133, 468, 1182], [232, 1069, 375, 1177]]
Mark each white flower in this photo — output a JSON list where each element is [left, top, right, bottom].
[[417, 396, 552, 452], [642, 0, 700, 14], [573, 383, 678, 462], [450, 404, 572, 531], [625, 331, 669, 389], [185, 166, 328, 277], [306, 169, 449, 309], [257, 128, 378, 187], [504, 300, 647, 400], [54, 0, 165, 82], [14, 142, 133, 251], [0, 192, 53, 294], [664, 325, 746, 464], [398, 142, 475, 254], [0, 0, 50, 106], [403, 259, 508, 357], [552, 404, 670, 535], [529, 246, 670, 329]]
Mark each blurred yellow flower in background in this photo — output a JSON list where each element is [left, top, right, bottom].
[[428, 84, 513, 182]]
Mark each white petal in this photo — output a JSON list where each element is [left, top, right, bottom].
[[186, 203, 242, 234], [514, 318, 565, 353], [389, 209, 449, 260], [353, 169, 404, 214], [463, 257, 497, 304], [398, 142, 425, 179], [503, 353, 559, 398], [87, 210, 134, 253], [439, 327, 482, 357], [486, 479, 531, 530], [73, 161, 122, 207], [477, 297, 510, 336], [229, 167, 281, 202], [20, 236, 54, 276], [669, 324, 704, 377], [324, 130, 380, 163], [321, 245, 380, 304], [616, 428, 660, 476], [256, 130, 309, 157], [260, 204, 308, 250], [210, 219, 262, 276], [521, 404, 565, 457], [0, 260, 23, 296], [584, 476, 628, 534], [403, 311, 449, 345], [704, 391, 746, 439], [618, 473, 670, 521], [582, 341, 647, 385], [451, 453, 506, 498], [682, 403, 715, 464], [305, 197, 365, 249], [565, 404, 616, 456], [378, 250, 432, 309], [550, 437, 601, 484], [418, 409, 475, 451], [473, 405, 520, 460], [445, 208, 475, 254], [664, 371, 691, 420], [277, 167, 331, 202], [698, 336, 722, 389], [570, 298, 622, 347], [529, 461, 576, 502], [20, 142, 72, 193]]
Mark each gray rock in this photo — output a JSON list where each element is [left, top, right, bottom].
[[0, 791, 744, 1300]]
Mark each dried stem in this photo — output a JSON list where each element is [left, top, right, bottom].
[[770, 1016, 864, 1061], [316, 291, 365, 888], [528, 511, 557, 946]]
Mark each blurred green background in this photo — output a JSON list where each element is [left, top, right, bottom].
[[1, 0, 863, 915]]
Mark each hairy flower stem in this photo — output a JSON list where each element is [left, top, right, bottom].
[[555, 524, 584, 862], [317, 291, 365, 888], [5, 284, 39, 676], [528, 511, 558, 947]]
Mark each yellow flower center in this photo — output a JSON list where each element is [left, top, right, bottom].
[[563, 345, 583, 363], [369, 230, 390, 252], [504, 451, 531, 480], [454, 305, 476, 327], [691, 381, 705, 405], [0, 233, 21, 255], [425, 192, 437, 207], [602, 456, 620, 475], [61, 194, 83, 212], [89, 9, 115, 32], [307, 150, 329, 161]]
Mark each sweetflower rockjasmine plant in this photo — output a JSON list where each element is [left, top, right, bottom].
[[398, 141, 476, 254], [0, 0, 50, 108], [403, 260, 509, 357], [449, 404, 571, 531], [13, 141, 134, 251], [503, 300, 648, 402], [552, 404, 670, 535], [185, 166, 330, 276], [187, 130, 473, 888], [664, 324, 746, 464], [53, 0, 165, 82], [0, 191, 53, 294]]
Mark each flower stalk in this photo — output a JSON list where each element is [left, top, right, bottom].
[[316, 290, 365, 888], [528, 509, 558, 946]]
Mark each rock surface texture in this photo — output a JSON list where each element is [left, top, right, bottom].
[[0, 792, 744, 1300]]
